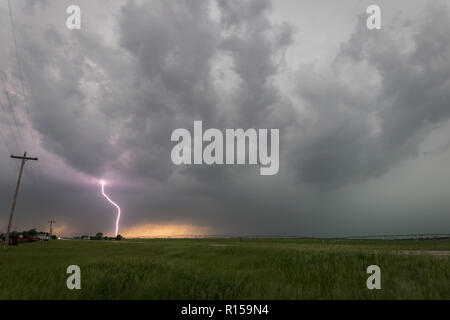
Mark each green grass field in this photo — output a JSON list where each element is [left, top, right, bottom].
[[0, 238, 449, 299]]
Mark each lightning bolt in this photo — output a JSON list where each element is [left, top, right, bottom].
[[100, 180, 121, 237]]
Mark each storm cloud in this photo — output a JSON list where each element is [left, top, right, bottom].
[[1, 0, 450, 237]]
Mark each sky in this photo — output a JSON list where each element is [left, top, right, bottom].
[[1, 0, 450, 238]]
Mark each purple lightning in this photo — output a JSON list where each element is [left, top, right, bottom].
[[100, 180, 121, 237]]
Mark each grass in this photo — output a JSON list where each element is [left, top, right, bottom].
[[0, 238, 449, 299]]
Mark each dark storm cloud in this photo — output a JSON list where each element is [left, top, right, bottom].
[[294, 3, 450, 187], [1, 0, 450, 236], [108, 0, 298, 231], [1, 0, 297, 235], [217, 0, 295, 127], [115, 0, 221, 181]]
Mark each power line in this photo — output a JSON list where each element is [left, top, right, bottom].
[[0, 92, 21, 153], [5, 0, 46, 201], [0, 99, 16, 150], [0, 85, 39, 193], [4, 83, 41, 195], [6, 0, 37, 155], [0, 74, 24, 150], [1, 71, 39, 192]]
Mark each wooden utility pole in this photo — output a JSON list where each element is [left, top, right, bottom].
[[4, 152, 38, 248], [48, 220, 55, 239]]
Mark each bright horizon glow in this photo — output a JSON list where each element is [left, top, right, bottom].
[[121, 223, 211, 238], [100, 180, 121, 237]]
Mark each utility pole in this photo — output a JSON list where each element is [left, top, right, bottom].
[[4, 152, 38, 248], [48, 220, 55, 240]]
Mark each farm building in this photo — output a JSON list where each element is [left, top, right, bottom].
[[35, 233, 49, 241]]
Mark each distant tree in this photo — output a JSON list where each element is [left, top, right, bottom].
[[115, 234, 123, 241], [90, 232, 104, 240], [28, 229, 38, 236], [21, 228, 38, 238]]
